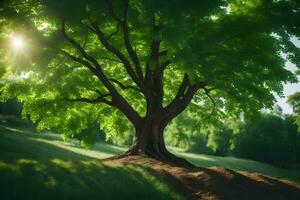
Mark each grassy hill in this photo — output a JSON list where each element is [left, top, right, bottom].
[[0, 124, 300, 200], [0, 125, 184, 200]]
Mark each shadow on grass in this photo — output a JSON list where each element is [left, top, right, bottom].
[[0, 158, 184, 200], [0, 127, 184, 200], [175, 151, 300, 184], [0, 124, 125, 160]]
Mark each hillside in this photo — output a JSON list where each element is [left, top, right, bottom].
[[1, 124, 300, 200], [0, 125, 184, 200]]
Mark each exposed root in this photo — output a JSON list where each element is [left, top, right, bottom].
[[106, 149, 196, 169]]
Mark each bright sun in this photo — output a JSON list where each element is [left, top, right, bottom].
[[11, 35, 25, 50]]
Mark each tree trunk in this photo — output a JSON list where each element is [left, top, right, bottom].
[[118, 118, 195, 168]]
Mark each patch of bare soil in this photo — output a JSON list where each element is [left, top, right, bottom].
[[109, 156, 300, 200]]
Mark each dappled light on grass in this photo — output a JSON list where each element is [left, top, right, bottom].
[[0, 124, 125, 160], [0, 126, 184, 200], [0, 158, 183, 200], [1, 123, 300, 185]]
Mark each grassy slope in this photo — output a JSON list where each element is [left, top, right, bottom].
[[0, 125, 184, 200], [172, 149, 300, 184], [0, 124, 300, 200]]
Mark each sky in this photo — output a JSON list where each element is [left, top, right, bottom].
[[276, 37, 300, 114], [276, 80, 300, 114]]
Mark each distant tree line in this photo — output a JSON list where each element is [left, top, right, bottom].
[[0, 100, 33, 129], [0, 100, 22, 117], [165, 111, 300, 168]]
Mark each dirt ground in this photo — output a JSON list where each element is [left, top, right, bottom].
[[110, 156, 300, 200]]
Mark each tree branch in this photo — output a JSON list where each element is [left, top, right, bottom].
[[109, 78, 142, 93], [87, 89, 112, 98], [162, 77, 207, 123], [120, 0, 144, 80], [61, 22, 121, 96], [204, 88, 216, 119], [145, 39, 160, 86], [61, 50, 94, 71], [61, 20, 142, 126], [65, 95, 113, 106], [161, 60, 171, 70], [61, 21, 101, 71], [107, 23, 120, 39], [174, 73, 190, 100], [100, 56, 122, 63], [88, 21, 142, 87]]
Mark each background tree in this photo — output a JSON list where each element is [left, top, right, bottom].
[[288, 92, 300, 131], [232, 114, 300, 167], [0, 0, 300, 164]]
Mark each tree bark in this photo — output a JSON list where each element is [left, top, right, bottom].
[[118, 117, 195, 168]]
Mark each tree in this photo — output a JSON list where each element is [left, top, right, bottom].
[[207, 127, 233, 156], [232, 114, 300, 167], [288, 92, 300, 132], [0, 0, 299, 165]]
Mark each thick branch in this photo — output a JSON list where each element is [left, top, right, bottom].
[[143, 14, 171, 110], [153, 64, 164, 107], [88, 21, 142, 87], [60, 50, 116, 94], [61, 23, 142, 125], [174, 73, 190, 100], [161, 60, 171, 70], [61, 50, 141, 125], [145, 40, 160, 86], [62, 21, 101, 71], [120, 0, 144, 79], [61, 21, 115, 93], [162, 78, 207, 123]]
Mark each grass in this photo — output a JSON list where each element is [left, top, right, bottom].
[[174, 150, 300, 184], [0, 123, 300, 200], [0, 125, 184, 200]]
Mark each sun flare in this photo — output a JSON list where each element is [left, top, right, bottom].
[[11, 35, 25, 50]]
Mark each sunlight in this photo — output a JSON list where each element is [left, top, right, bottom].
[[11, 35, 25, 51]]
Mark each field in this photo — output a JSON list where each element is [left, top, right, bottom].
[[1, 124, 300, 200]]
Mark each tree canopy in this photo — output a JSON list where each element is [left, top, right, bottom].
[[0, 0, 299, 162]]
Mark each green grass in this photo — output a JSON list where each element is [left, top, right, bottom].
[[0, 125, 184, 200], [0, 124, 300, 200], [174, 150, 300, 184]]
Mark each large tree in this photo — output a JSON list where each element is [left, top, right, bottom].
[[0, 0, 299, 164]]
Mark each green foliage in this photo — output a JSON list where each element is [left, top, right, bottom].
[[232, 114, 300, 167], [0, 0, 299, 145], [106, 127, 134, 146], [164, 107, 236, 156], [0, 100, 22, 116], [288, 92, 300, 131], [207, 127, 233, 156], [186, 134, 214, 155]]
